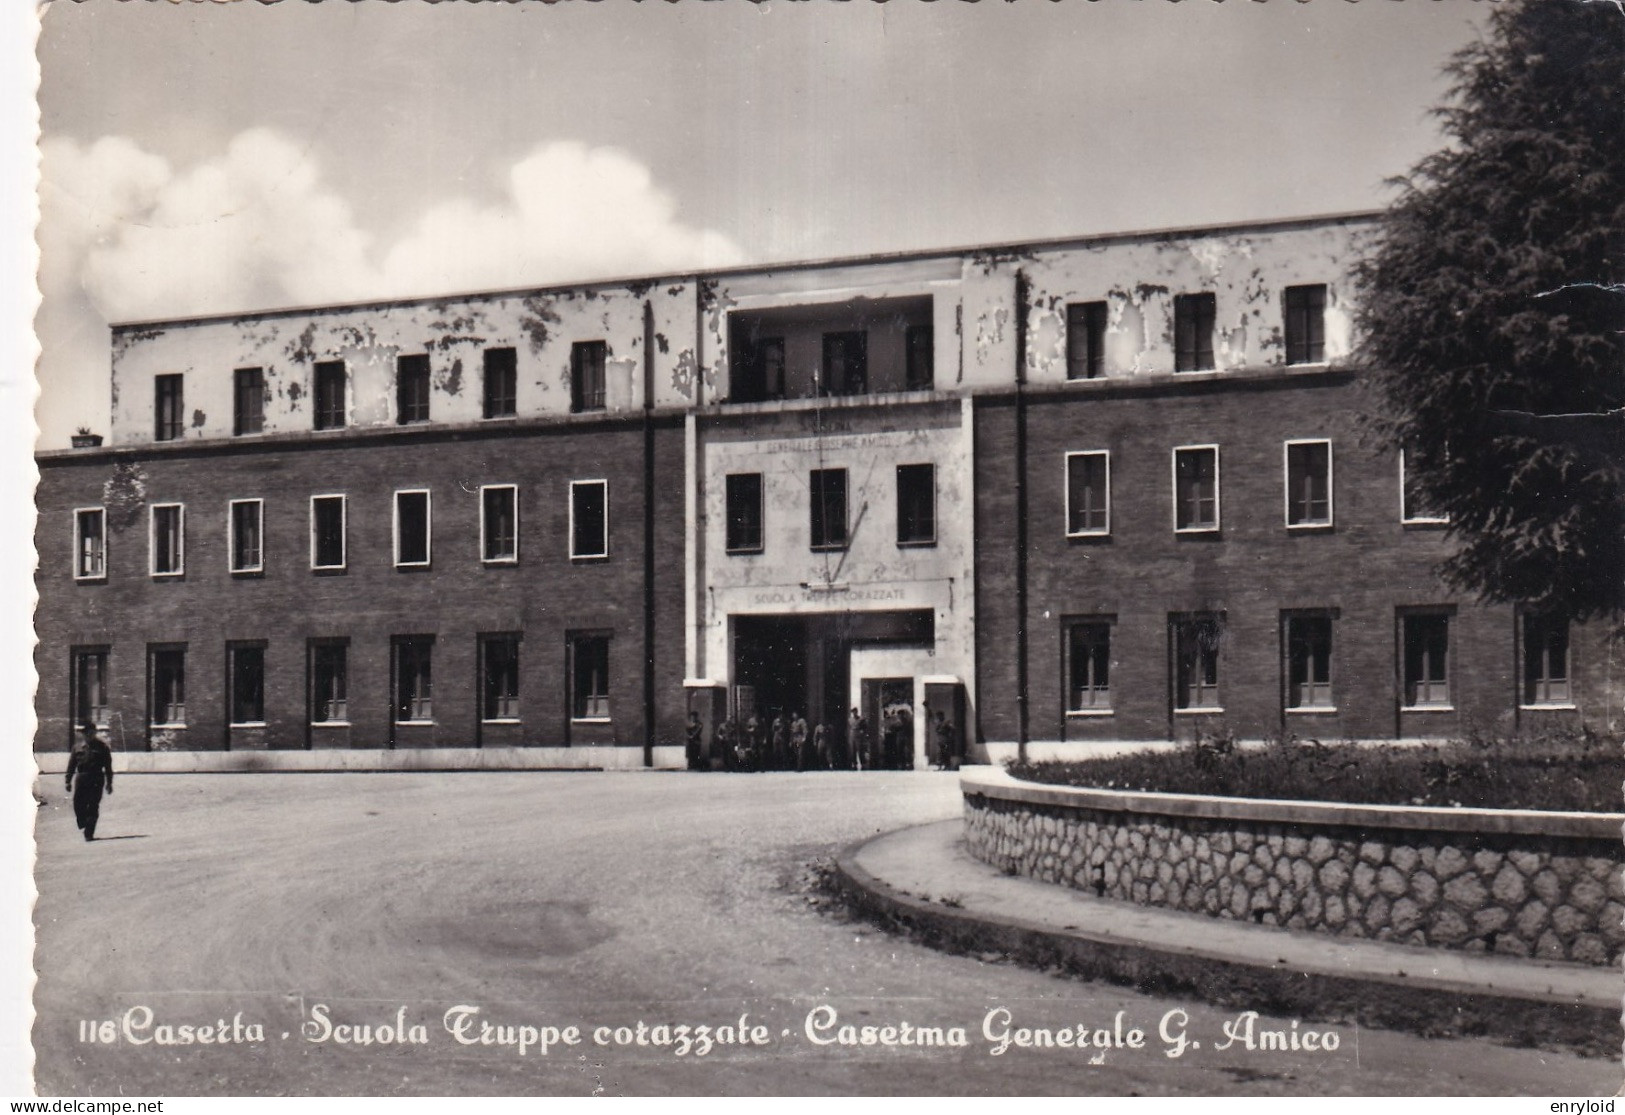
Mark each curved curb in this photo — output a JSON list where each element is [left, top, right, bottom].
[[831, 823, 1619, 1057]]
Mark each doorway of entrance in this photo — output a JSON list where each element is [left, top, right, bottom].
[[862, 677, 916, 770]]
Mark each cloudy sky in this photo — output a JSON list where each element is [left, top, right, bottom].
[[33, 0, 1491, 449]]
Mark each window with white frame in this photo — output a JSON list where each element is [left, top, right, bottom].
[[148, 644, 186, 727], [1284, 440, 1333, 528], [394, 490, 431, 567], [1284, 613, 1334, 710], [1401, 611, 1451, 709], [571, 341, 607, 413], [570, 633, 611, 720], [229, 499, 263, 573], [1173, 613, 1223, 711], [1066, 620, 1113, 713], [71, 648, 109, 730], [309, 640, 349, 724], [1521, 612, 1571, 707], [393, 635, 434, 723], [481, 485, 518, 563], [1173, 446, 1219, 532], [150, 504, 184, 577], [74, 508, 106, 580], [1066, 301, 1108, 381], [896, 463, 936, 546], [1065, 451, 1110, 536], [1400, 447, 1449, 524], [228, 642, 266, 726], [154, 374, 184, 442], [482, 633, 521, 721], [310, 495, 346, 570], [570, 480, 608, 560]]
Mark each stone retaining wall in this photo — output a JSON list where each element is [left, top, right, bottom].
[[960, 768, 1624, 966]]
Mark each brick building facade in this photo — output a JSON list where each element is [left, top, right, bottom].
[[34, 212, 1620, 768]]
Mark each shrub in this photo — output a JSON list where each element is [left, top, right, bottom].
[[1006, 726, 1623, 813]]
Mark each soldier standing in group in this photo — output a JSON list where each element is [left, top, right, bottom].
[[812, 721, 829, 770], [770, 713, 788, 771], [744, 713, 761, 772], [65, 723, 114, 841], [847, 707, 868, 771], [934, 709, 959, 771], [685, 711, 705, 771], [790, 711, 809, 771]]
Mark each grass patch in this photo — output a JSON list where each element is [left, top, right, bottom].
[[1007, 726, 1625, 813]]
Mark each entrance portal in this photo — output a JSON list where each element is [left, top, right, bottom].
[[730, 609, 931, 771]]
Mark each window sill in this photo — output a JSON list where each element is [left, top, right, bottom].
[[1401, 704, 1454, 713], [1066, 708, 1115, 718], [149, 722, 187, 730], [1402, 518, 1450, 530], [1065, 530, 1110, 541], [395, 719, 435, 726], [809, 545, 849, 554], [150, 572, 185, 580], [395, 562, 432, 571], [1286, 706, 1338, 715], [482, 718, 522, 725], [73, 575, 108, 584], [482, 558, 519, 567], [1174, 706, 1224, 715], [230, 567, 265, 577], [725, 546, 764, 556], [571, 717, 612, 725], [570, 554, 610, 564], [312, 565, 348, 575], [896, 539, 937, 549], [229, 721, 267, 729], [482, 414, 518, 422], [1174, 527, 1220, 536], [1286, 522, 1334, 533], [311, 721, 352, 728], [1519, 703, 1577, 711], [1285, 361, 1330, 371]]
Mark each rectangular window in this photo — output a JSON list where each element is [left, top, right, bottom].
[[1402, 612, 1451, 708], [822, 331, 867, 396], [570, 634, 611, 721], [1066, 301, 1108, 380], [1174, 614, 1223, 711], [396, 354, 431, 424], [1284, 284, 1328, 365], [150, 503, 184, 576], [1285, 439, 1333, 527], [233, 367, 265, 436], [570, 479, 608, 560], [310, 495, 347, 571], [229, 499, 263, 573], [154, 374, 184, 442], [809, 468, 848, 551], [481, 485, 518, 563], [1067, 621, 1112, 713], [905, 324, 934, 391], [394, 490, 431, 567], [149, 645, 186, 727], [1065, 451, 1110, 536], [896, 463, 936, 546], [310, 641, 349, 724], [571, 341, 607, 413], [1285, 614, 1334, 710], [482, 634, 521, 721], [1400, 448, 1448, 524], [1522, 613, 1571, 707], [1173, 446, 1220, 532], [1174, 293, 1216, 372], [393, 636, 434, 723], [314, 360, 347, 430], [483, 347, 517, 419], [228, 643, 266, 726], [74, 508, 106, 580], [71, 649, 109, 730], [725, 473, 763, 554]]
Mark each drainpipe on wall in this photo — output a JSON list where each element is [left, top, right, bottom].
[[642, 299, 657, 769], [1014, 270, 1030, 766]]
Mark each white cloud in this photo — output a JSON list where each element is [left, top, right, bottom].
[[378, 141, 744, 294]]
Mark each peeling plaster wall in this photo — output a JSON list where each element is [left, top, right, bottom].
[[1017, 223, 1371, 385], [109, 282, 703, 445]]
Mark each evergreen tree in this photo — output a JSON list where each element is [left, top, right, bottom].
[[1355, 0, 1625, 623]]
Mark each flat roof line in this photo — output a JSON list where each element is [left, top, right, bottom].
[[108, 209, 1383, 334]]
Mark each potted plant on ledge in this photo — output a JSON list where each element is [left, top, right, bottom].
[[70, 427, 102, 449]]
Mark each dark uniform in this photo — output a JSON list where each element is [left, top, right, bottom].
[[65, 728, 114, 841]]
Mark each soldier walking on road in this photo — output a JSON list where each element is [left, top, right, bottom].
[[65, 724, 114, 841]]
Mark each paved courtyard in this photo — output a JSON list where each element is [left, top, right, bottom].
[[32, 770, 1617, 1096]]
